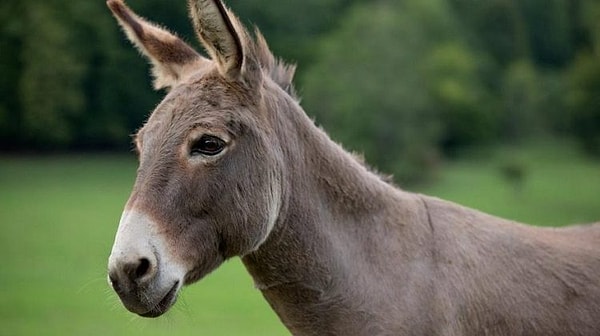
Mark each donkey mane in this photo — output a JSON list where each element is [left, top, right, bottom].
[[252, 29, 298, 98]]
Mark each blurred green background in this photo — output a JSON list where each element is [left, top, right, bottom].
[[1, 0, 600, 335]]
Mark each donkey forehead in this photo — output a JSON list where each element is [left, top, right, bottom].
[[167, 74, 252, 114], [140, 74, 258, 137]]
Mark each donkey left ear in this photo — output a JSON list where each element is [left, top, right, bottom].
[[188, 0, 253, 81], [107, 0, 208, 90]]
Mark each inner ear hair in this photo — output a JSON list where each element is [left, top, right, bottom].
[[188, 0, 244, 79]]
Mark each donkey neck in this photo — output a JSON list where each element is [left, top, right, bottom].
[[272, 89, 396, 217], [242, 88, 433, 332]]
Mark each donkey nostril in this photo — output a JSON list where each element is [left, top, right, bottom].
[[135, 258, 151, 279], [121, 257, 153, 283]]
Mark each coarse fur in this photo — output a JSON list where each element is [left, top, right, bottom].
[[106, 0, 600, 334]]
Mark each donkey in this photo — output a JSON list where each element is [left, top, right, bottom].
[[106, 0, 600, 334]]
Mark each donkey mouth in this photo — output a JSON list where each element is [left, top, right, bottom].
[[139, 281, 180, 318]]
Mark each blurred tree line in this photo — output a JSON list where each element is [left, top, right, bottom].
[[1, 0, 599, 182]]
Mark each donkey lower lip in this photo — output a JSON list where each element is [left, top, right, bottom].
[[139, 281, 180, 318]]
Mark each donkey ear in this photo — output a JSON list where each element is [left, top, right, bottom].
[[188, 0, 246, 80], [107, 0, 208, 90]]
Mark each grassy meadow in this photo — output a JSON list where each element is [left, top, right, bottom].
[[417, 140, 600, 226], [1, 140, 599, 335]]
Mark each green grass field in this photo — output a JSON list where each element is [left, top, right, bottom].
[[415, 140, 600, 226], [1, 141, 599, 335]]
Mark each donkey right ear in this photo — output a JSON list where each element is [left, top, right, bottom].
[[107, 0, 208, 90]]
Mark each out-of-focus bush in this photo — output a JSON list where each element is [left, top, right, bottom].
[[301, 0, 493, 183], [567, 53, 600, 156]]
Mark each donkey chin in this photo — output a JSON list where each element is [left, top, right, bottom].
[[108, 211, 187, 317]]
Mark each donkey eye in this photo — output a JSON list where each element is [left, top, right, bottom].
[[190, 135, 227, 156]]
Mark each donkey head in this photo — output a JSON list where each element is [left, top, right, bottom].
[[106, 0, 293, 317]]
